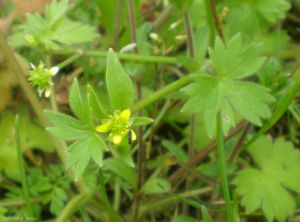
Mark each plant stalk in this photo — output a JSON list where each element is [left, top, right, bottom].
[[112, 0, 124, 49], [137, 187, 213, 219], [126, 0, 145, 220], [183, 10, 196, 215], [132, 75, 193, 112], [99, 169, 123, 222], [15, 115, 34, 218], [50, 49, 177, 64], [216, 112, 234, 221], [209, 0, 225, 41], [56, 192, 91, 222]]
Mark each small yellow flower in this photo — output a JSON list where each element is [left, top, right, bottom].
[[96, 109, 136, 144]]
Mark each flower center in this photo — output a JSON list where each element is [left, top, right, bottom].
[[110, 118, 128, 135]]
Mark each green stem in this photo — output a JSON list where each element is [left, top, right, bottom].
[[113, 181, 121, 211], [99, 169, 123, 222], [289, 105, 300, 124], [45, 55, 59, 112], [183, 10, 196, 214], [131, 98, 171, 154], [132, 75, 193, 112], [127, 0, 138, 50], [137, 187, 213, 219], [152, 5, 174, 31], [49, 84, 58, 112], [57, 52, 83, 69], [245, 80, 300, 148], [56, 192, 92, 222], [50, 49, 177, 64], [216, 112, 234, 221], [15, 115, 34, 218]]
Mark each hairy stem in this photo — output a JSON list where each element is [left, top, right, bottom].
[[216, 112, 234, 221], [50, 49, 177, 64], [132, 75, 193, 112], [57, 52, 83, 69]]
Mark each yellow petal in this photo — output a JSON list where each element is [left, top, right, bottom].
[[96, 122, 111, 132], [112, 135, 122, 144], [131, 130, 137, 141], [120, 109, 131, 120]]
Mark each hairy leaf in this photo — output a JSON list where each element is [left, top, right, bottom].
[[106, 49, 135, 110]]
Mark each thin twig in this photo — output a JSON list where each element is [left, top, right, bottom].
[[153, 5, 174, 31], [112, 0, 124, 49], [0, 197, 42, 207], [126, 0, 145, 221], [290, 58, 300, 77], [137, 187, 213, 219], [210, 0, 225, 42], [169, 121, 247, 185], [127, 0, 138, 48], [227, 123, 251, 163], [183, 13, 195, 58], [183, 11, 196, 215]]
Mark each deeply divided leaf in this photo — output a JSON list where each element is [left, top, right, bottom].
[[233, 136, 300, 222], [182, 34, 274, 137], [67, 133, 107, 180]]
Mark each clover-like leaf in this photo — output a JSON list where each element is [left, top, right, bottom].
[[234, 136, 300, 222], [181, 34, 274, 137]]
